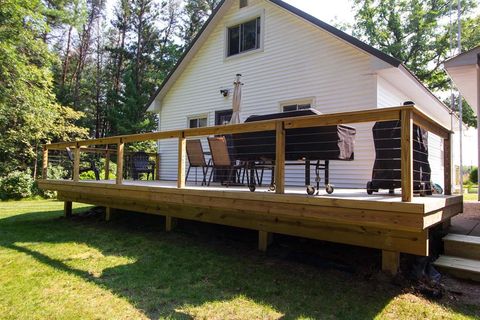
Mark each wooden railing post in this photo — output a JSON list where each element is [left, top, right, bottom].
[[177, 132, 186, 188], [73, 144, 80, 182], [444, 133, 452, 195], [155, 153, 161, 181], [116, 140, 124, 185], [401, 110, 413, 202], [275, 121, 286, 194], [105, 149, 110, 180], [42, 145, 48, 179]]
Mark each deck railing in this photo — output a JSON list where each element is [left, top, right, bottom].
[[42, 105, 453, 202]]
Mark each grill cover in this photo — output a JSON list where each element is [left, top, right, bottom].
[[371, 120, 431, 190], [231, 109, 356, 161]]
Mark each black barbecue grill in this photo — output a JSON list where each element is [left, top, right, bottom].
[[367, 120, 432, 196], [231, 109, 356, 195]]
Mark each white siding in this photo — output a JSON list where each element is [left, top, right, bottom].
[[158, 0, 378, 188], [377, 76, 445, 188], [156, 0, 445, 190]]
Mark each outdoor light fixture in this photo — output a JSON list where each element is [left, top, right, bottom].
[[220, 89, 229, 97]]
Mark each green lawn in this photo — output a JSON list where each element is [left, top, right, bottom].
[[464, 193, 478, 202], [0, 200, 479, 319]]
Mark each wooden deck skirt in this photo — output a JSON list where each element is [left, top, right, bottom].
[[39, 179, 462, 257]]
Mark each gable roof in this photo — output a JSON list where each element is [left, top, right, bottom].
[[146, 0, 441, 113]]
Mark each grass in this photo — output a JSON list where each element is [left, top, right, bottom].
[[0, 200, 479, 319], [464, 193, 478, 201]]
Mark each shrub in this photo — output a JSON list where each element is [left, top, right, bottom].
[[34, 165, 68, 198], [470, 167, 478, 184], [0, 170, 34, 200]]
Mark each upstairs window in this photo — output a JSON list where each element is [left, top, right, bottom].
[[227, 17, 261, 57], [189, 116, 208, 128]]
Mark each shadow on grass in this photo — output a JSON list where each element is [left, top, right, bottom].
[[1, 206, 479, 319]]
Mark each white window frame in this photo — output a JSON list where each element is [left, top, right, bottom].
[[187, 114, 209, 128], [224, 9, 265, 61], [279, 97, 316, 113]]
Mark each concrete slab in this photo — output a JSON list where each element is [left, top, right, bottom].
[[469, 223, 480, 237], [450, 216, 478, 235]]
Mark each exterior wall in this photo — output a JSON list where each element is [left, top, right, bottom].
[[377, 76, 445, 188], [155, 0, 446, 190], [158, 0, 377, 188]]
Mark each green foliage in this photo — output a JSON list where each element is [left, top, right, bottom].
[[0, 170, 34, 200], [470, 167, 478, 184], [352, 0, 477, 91], [0, 0, 87, 176], [351, 0, 479, 127], [127, 140, 157, 153]]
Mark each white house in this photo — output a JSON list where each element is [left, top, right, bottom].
[[444, 46, 480, 198], [147, 0, 459, 189]]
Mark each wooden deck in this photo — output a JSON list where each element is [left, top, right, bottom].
[[39, 179, 462, 266], [39, 105, 461, 274]]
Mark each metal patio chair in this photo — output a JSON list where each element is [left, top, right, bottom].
[[207, 136, 245, 186], [186, 139, 212, 185]]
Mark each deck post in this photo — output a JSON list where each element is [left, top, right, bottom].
[[105, 207, 115, 221], [73, 144, 80, 182], [116, 140, 124, 185], [42, 145, 48, 179], [165, 216, 177, 232], [177, 132, 186, 188], [382, 250, 400, 275], [64, 201, 73, 218], [105, 149, 110, 180], [443, 133, 452, 196], [401, 110, 413, 202], [258, 230, 273, 252], [155, 153, 161, 181], [275, 121, 286, 194]]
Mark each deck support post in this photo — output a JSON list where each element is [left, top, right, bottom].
[[116, 140, 124, 185], [401, 110, 413, 202], [177, 133, 186, 188], [165, 216, 177, 232], [382, 250, 400, 275], [443, 133, 452, 196], [42, 145, 48, 179], [275, 121, 285, 194], [64, 201, 73, 218], [258, 230, 273, 252], [73, 144, 80, 182], [105, 207, 115, 221]]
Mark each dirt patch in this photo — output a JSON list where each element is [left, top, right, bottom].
[[441, 275, 480, 306]]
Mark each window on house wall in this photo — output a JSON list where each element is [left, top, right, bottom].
[[188, 116, 208, 128], [282, 103, 312, 112], [227, 17, 261, 56]]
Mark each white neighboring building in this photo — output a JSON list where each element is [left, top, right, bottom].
[[147, 0, 459, 189]]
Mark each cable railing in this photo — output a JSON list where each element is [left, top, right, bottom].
[[42, 105, 453, 202]]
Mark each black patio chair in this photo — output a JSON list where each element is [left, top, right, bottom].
[[66, 147, 100, 180], [131, 151, 155, 180]]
